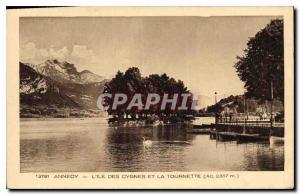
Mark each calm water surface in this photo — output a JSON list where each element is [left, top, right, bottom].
[[20, 118, 284, 172]]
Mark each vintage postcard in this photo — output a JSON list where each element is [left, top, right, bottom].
[[7, 7, 294, 189]]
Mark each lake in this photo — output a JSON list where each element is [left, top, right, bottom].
[[20, 118, 284, 172]]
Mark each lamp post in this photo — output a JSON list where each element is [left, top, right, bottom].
[[215, 92, 218, 124], [270, 80, 274, 135]]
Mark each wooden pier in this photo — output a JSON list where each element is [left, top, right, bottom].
[[215, 122, 284, 137], [190, 120, 284, 143], [187, 129, 211, 134], [192, 124, 215, 129], [208, 131, 270, 143], [188, 123, 215, 134]]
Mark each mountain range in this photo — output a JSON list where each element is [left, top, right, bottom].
[[20, 59, 108, 117]]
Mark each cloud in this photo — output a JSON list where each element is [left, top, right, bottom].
[[20, 42, 102, 74], [70, 45, 100, 66], [71, 45, 95, 59], [20, 42, 69, 63], [39, 49, 49, 58], [20, 43, 98, 65], [20, 42, 38, 62], [49, 45, 69, 60], [71, 45, 99, 64]]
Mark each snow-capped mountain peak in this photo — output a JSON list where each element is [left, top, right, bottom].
[[25, 59, 104, 84]]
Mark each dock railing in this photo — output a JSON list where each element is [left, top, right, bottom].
[[218, 117, 284, 128]]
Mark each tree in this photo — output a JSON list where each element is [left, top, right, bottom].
[[103, 71, 127, 119], [124, 67, 144, 118], [234, 19, 284, 102], [103, 67, 195, 123]]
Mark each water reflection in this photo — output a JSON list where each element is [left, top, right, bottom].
[[242, 143, 284, 171], [20, 119, 284, 172], [104, 126, 195, 171]]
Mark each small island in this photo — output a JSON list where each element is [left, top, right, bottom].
[[102, 67, 197, 126]]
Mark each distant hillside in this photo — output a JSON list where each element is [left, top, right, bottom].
[[20, 60, 108, 118], [79, 70, 104, 84], [204, 95, 283, 114]]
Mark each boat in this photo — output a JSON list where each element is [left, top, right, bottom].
[[270, 136, 284, 145], [187, 129, 211, 134], [236, 133, 269, 143], [216, 132, 237, 141]]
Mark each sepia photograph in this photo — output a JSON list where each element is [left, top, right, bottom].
[[7, 7, 294, 189]]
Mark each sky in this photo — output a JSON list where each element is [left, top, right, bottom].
[[20, 16, 278, 105]]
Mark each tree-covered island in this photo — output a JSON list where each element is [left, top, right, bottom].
[[102, 67, 197, 125]]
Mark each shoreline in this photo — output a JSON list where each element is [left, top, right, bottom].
[[19, 117, 195, 129], [20, 117, 107, 121]]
